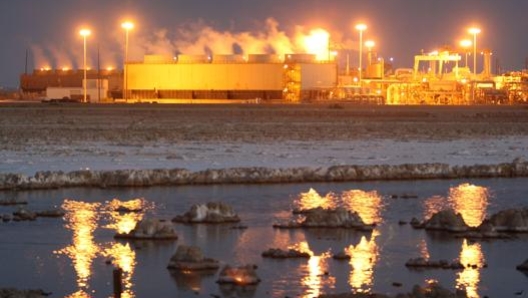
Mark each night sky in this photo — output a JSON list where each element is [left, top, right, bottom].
[[1, 0, 527, 87]]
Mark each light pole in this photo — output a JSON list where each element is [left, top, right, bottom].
[[355, 23, 367, 85], [79, 29, 91, 103], [468, 27, 481, 78], [459, 39, 472, 67], [122, 21, 134, 102]]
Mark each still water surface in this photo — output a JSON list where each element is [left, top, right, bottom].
[[0, 178, 527, 298]]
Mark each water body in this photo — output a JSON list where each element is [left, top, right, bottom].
[[1, 178, 527, 298]]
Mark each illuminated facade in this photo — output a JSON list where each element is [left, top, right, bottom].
[[126, 54, 337, 102]]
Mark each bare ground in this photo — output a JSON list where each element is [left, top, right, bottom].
[[1, 103, 528, 150]]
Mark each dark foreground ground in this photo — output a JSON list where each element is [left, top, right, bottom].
[[2, 103, 528, 151]]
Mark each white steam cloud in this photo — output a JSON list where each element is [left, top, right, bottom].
[[31, 17, 347, 70]]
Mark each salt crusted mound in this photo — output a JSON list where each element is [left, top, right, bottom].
[[1, 158, 528, 190], [273, 207, 373, 230], [412, 207, 528, 238], [172, 202, 240, 223], [114, 218, 178, 240], [216, 264, 260, 286], [167, 245, 220, 271]]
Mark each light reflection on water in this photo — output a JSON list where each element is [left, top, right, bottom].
[[457, 240, 485, 298], [294, 188, 338, 210], [345, 230, 380, 293], [295, 188, 384, 224], [55, 200, 101, 295], [448, 183, 489, 227], [55, 198, 147, 298], [12, 180, 521, 298], [342, 190, 383, 225]]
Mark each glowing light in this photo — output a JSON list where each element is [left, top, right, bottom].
[[460, 39, 472, 48], [103, 243, 137, 298], [355, 23, 367, 31], [105, 198, 151, 235], [62, 67, 71, 71], [448, 183, 489, 227], [106, 66, 114, 71], [346, 230, 380, 293], [79, 29, 91, 37], [341, 190, 383, 225], [301, 28, 330, 61], [457, 239, 485, 298], [468, 27, 481, 35], [294, 188, 338, 211], [121, 21, 134, 31], [292, 241, 335, 298], [55, 200, 101, 292], [365, 40, 375, 49], [423, 195, 445, 221]]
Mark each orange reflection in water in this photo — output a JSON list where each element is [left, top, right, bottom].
[[105, 198, 150, 234], [55, 198, 147, 298], [55, 200, 101, 293], [448, 183, 489, 227], [418, 239, 430, 260], [103, 243, 136, 298], [423, 195, 445, 220], [345, 230, 380, 293], [457, 239, 485, 298], [291, 241, 335, 298], [341, 190, 383, 225], [294, 188, 338, 211]]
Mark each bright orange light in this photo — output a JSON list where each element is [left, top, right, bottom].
[[365, 40, 375, 49], [355, 23, 367, 31], [106, 66, 114, 71], [302, 28, 330, 61], [448, 183, 489, 227], [61, 66, 70, 71], [121, 21, 134, 31], [460, 39, 472, 49], [79, 29, 91, 37], [468, 27, 481, 35]]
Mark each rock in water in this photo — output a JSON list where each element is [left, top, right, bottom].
[[172, 202, 240, 223], [216, 264, 260, 286], [167, 245, 220, 270], [423, 209, 469, 232], [115, 218, 178, 240]]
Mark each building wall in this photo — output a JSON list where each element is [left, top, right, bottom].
[[127, 63, 284, 91], [300, 63, 337, 89]]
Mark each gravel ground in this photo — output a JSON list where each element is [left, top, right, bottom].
[[2, 103, 528, 147], [2, 102, 528, 175]]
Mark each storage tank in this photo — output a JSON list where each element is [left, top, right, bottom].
[[144, 55, 174, 64], [212, 54, 246, 63], [284, 54, 316, 63], [177, 55, 211, 64], [247, 54, 282, 63]]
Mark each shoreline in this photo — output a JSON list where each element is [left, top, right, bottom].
[[1, 158, 527, 190]]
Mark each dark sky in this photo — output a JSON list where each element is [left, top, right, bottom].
[[1, 0, 527, 87]]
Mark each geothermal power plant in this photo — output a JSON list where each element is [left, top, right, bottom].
[[18, 30, 528, 105]]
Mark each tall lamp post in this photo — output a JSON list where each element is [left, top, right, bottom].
[[468, 27, 481, 78], [79, 29, 91, 103], [459, 39, 472, 67], [355, 23, 367, 85], [122, 21, 134, 102]]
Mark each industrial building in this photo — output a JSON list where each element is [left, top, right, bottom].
[[18, 48, 528, 105], [126, 53, 336, 102], [19, 53, 337, 103]]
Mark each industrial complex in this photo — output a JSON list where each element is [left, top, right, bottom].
[[18, 30, 528, 105]]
